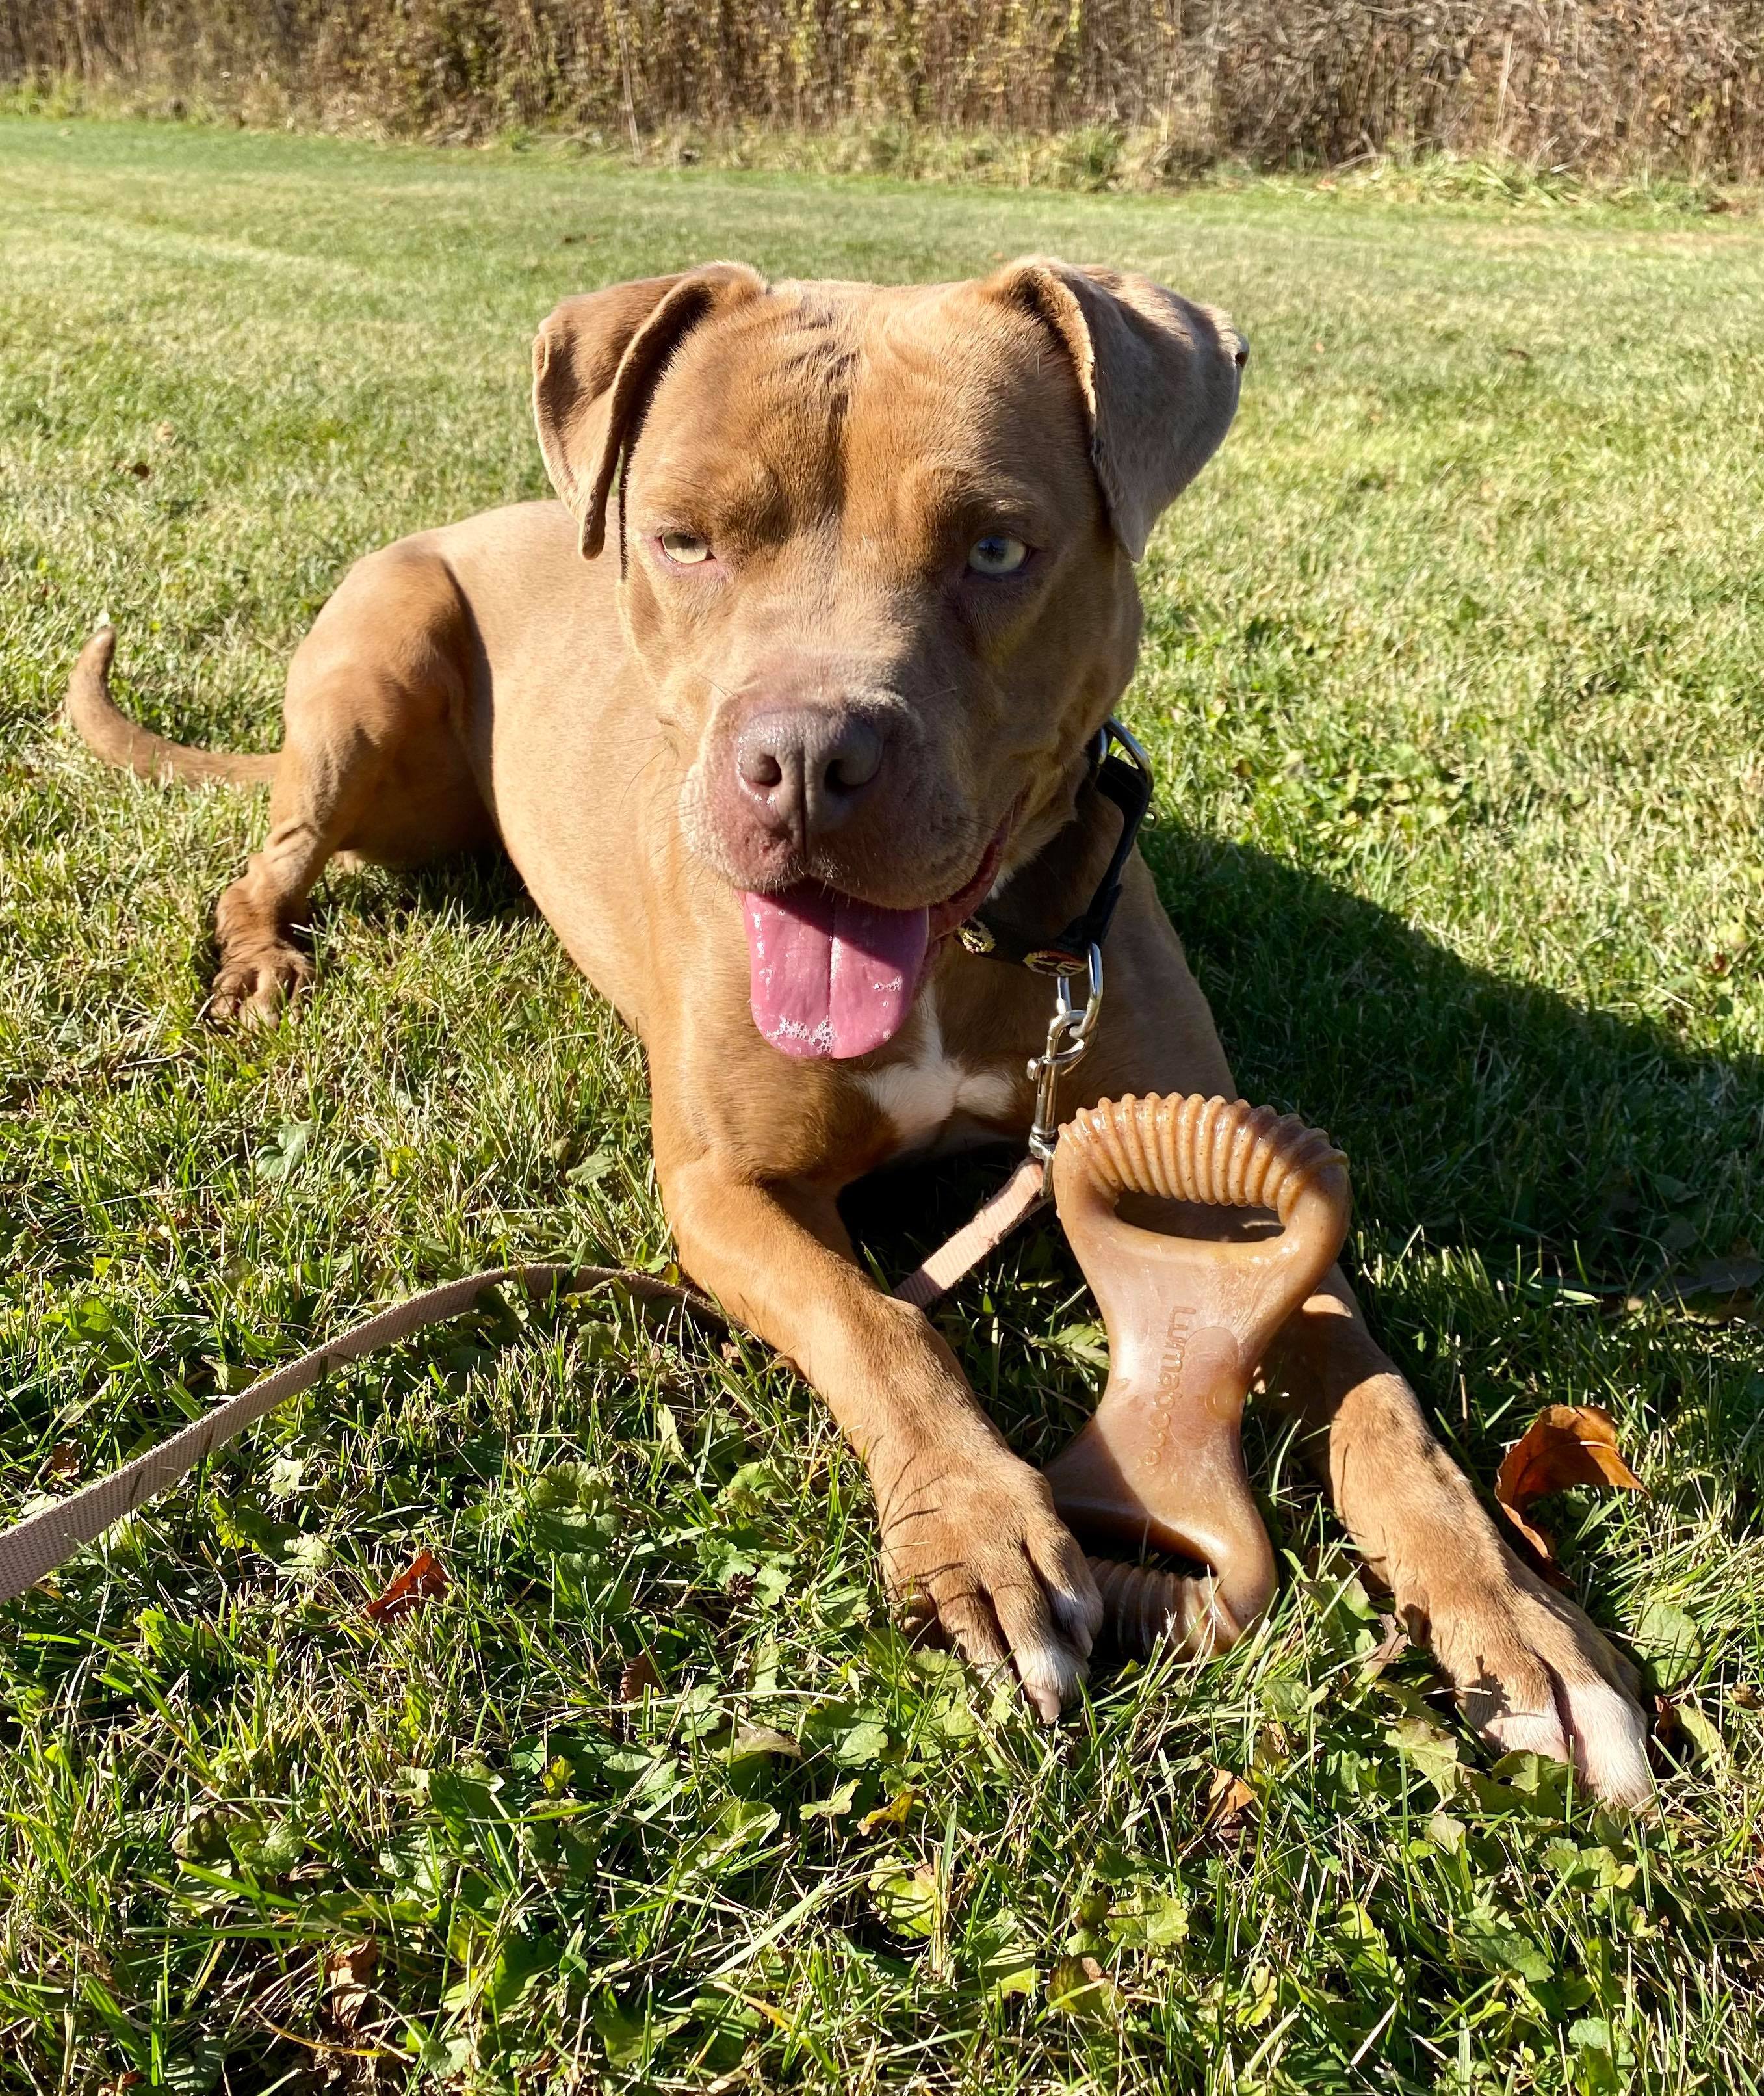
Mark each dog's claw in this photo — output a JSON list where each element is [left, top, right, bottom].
[[208, 945, 309, 1025]]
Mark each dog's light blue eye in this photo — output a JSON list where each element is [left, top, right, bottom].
[[659, 531, 712, 565], [968, 534, 1028, 577]]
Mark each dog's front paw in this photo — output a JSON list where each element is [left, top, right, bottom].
[[1416, 1555, 1653, 1807], [877, 1442, 1103, 1722], [208, 943, 310, 1025]]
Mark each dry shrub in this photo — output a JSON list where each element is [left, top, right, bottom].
[[5, 0, 1762, 180]]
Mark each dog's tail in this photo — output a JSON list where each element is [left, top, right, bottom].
[[64, 625, 278, 786]]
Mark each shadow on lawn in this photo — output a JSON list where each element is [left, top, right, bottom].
[[1150, 826, 1761, 1285]]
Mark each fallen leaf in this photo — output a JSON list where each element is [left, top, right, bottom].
[[727, 1724, 801, 1761], [618, 1651, 662, 1701], [859, 1785, 919, 1832], [1204, 1767, 1255, 1831], [1661, 1253, 1761, 1299], [1494, 1404, 1643, 1567], [1047, 1954, 1122, 2022], [799, 1777, 859, 1820], [1360, 1612, 1411, 1674], [323, 1938, 378, 2033], [364, 1547, 448, 1624], [868, 1858, 942, 1940]]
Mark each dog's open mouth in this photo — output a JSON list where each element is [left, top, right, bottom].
[[742, 821, 1009, 1060]]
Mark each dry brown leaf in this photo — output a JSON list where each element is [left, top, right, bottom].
[[618, 1651, 662, 1701], [1494, 1404, 1643, 1569], [363, 1548, 448, 1625], [1204, 1768, 1255, 1830], [322, 1939, 379, 2034], [1360, 1613, 1412, 1675]]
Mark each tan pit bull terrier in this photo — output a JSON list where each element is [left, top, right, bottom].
[[68, 257, 1653, 1804]]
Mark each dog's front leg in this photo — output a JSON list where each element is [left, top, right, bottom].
[[1266, 1281, 1654, 1805], [656, 1146, 1103, 1718]]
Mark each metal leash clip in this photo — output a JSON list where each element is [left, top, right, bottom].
[[1026, 938, 1104, 1168]]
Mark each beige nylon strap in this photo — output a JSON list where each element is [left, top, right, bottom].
[[891, 1154, 1051, 1309], [0, 1263, 720, 1607], [0, 1163, 1050, 1604]]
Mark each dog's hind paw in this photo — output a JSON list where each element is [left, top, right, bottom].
[[208, 943, 311, 1026], [1417, 1559, 1654, 1809]]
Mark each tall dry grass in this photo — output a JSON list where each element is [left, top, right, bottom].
[[5, 0, 1763, 180]]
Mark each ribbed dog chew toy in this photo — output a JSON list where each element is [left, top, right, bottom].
[[1044, 1094, 1350, 1660]]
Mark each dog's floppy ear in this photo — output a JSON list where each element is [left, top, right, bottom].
[[533, 263, 767, 559], [984, 258, 1247, 562]]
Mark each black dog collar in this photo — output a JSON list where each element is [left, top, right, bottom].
[[958, 718, 1154, 976]]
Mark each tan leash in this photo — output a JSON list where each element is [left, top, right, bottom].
[[0, 1264, 714, 1605], [0, 1177, 1053, 1606]]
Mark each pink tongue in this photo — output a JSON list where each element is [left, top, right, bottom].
[[743, 883, 929, 1059]]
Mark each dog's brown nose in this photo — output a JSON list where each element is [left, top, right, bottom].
[[735, 707, 884, 847]]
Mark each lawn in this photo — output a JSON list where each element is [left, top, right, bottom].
[[1, 118, 1761, 2093]]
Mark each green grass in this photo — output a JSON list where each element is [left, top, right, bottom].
[[1, 116, 1761, 2093]]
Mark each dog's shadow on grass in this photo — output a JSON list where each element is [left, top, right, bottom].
[[207, 852, 541, 1002], [327, 850, 539, 934], [846, 828, 1762, 1491], [1149, 828, 1760, 1279]]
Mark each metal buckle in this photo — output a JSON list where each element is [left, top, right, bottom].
[[1026, 939, 1104, 1167], [1100, 714, 1152, 776]]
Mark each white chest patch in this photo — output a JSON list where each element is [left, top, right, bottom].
[[857, 995, 1022, 1159]]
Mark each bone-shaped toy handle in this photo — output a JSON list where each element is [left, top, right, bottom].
[[1044, 1094, 1350, 1660]]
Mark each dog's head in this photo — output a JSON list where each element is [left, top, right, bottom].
[[533, 259, 1245, 1060]]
